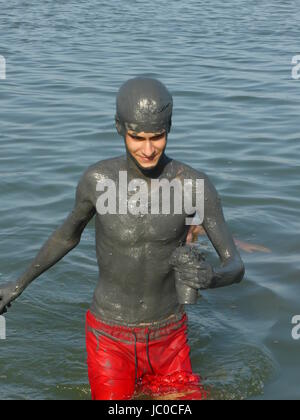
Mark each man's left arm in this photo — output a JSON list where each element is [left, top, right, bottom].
[[199, 173, 245, 289]]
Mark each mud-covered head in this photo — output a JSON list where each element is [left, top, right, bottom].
[[115, 77, 173, 137]]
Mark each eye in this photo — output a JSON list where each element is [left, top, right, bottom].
[[129, 134, 142, 140], [152, 134, 165, 140]]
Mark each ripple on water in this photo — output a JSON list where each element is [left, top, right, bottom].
[[200, 344, 276, 400]]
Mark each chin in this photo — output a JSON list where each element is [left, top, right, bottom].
[[138, 160, 158, 170], [136, 155, 162, 169]]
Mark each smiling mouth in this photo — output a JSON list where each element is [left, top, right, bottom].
[[139, 156, 156, 162]]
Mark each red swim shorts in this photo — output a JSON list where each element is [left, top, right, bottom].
[[85, 310, 208, 400]]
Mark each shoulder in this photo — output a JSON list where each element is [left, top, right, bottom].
[[79, 155, 126, 186], [168, 157, 219, 200], [167, 157, 209, 181], [76, 155, 126, 201]]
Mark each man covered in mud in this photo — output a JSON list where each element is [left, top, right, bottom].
[[0, 77, 245, 400]]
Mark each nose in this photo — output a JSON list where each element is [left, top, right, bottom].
[[143, 140, 155, 157]]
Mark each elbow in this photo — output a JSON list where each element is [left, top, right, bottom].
[[212, 258, 245, 289], [235, 261, 245, 284]]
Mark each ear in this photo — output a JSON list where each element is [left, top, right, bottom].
[[115, 115, 124, 136]]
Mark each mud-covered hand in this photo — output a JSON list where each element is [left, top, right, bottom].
[[170, 244, 214, 290], [173, 261, 214, 290], [0, 281, 23, 315]]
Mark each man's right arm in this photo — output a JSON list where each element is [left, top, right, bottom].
[[0, 169, 96, 314]]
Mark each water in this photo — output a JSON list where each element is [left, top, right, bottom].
[[1, 0, 300, 400]]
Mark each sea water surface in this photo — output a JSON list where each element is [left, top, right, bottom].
[[0, 0, 300, 400]]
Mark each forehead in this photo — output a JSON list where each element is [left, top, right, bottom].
[[127, 130, 165, 136]]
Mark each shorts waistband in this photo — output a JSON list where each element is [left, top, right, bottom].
[[86, 309, 188, 343]]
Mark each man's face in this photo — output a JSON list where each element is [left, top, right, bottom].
[[125, 130, 167, 169]]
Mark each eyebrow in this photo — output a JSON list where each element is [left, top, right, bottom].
[[129, 132, 165, 140]]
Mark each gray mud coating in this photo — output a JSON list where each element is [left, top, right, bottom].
[[170, 244, 206, 268], [115, 77, 173, 137], [0, 79, 244, 327], [1, 147, 244, 325], [170, 244, 213, 294]]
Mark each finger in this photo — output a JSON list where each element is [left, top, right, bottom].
[[175, 265, 199, 272], [198, 268, 212, 276], [235, 240, 271, 254], [186, 233, 192, 244], [176, 278, 199, 288], [191, 234, 198, 243], [187, 225, 197, 234], [245, 245, 272, 253], [254, 245, 271, 253], [176, 269, 199, 278], [175, 274, 198, 284], [184, 282, 199, 289], [194, 226, 204, 235]]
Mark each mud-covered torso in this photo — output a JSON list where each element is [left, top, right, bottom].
[[88, 154, 202, 325]]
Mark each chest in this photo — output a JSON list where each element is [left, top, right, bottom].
[[93, 168, 193, 245], [96, 211, 187, 246]]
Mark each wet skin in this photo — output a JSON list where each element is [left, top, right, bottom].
[[0, 134, 245, 324]]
